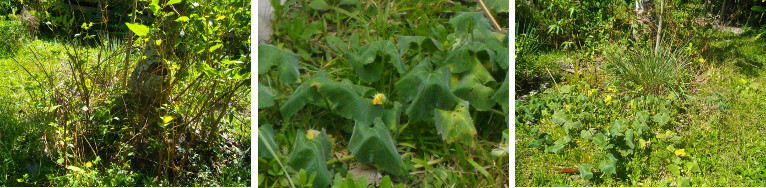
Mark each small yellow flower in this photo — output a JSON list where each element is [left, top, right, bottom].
[[698, 58, 705, 63], [306, 130, 320, 140], [86, 162, 93, 168], [372, 93, 386, 106], [604, 95, 613, 105]]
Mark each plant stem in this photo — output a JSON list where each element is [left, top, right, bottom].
[[487, 108, 504, 116], [327, 155, 355, 165], [413, 158, 446, 169], [476, 0, 502, 32]]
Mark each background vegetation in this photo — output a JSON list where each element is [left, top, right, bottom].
[[516, 0, 766, 186], [0, 0, 251, 186], [258, 0, 509, 187]]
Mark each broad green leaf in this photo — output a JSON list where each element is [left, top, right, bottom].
[[209, 44, 223, 52], [258, 44, 300, 84], [346, 40, 406, 83], [491, 74, 509, 115], [686, 160, 701, 173], [551, 110, 569, 125], [125, 23, 150, 37], [379, 176, 393, 188], [280, 74, 391, 126], [166, 0, 182, 5], [175, 16, 189, 22], [287, 129, 333, 188], [548, 136, 571, 154], [752, 6, 766, 13], [610, 119, 627, 136], [653, 112, 670, 126], [308, 0, 330, 10], [397, 36, 443, 55], [580, 129, 592, 140], [444, 42, 495, 74], [433, 100, 477, 146], [394, 59, 459, 121], [599, 154, 617, 175], [257, 124, 278, 159], [348, 119, 406, 176], [563, 120, 582, 134], [452, 75, 496, 111], [633, 110, 650, 135], [258, 84, 276, 109], [668, 164, 681, 177], [579, 164, 594, 180], [67, 166, 85, 173], [448, 12, 493, 39], [624, 129, 635, 149], [56, 158, 64, 164], [592, 133, 608, 148], [484, 0, 509, 13]]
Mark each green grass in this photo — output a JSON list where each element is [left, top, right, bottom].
[[516, 31, 766, 186]]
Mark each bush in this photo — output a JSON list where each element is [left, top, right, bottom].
[[0, 16, 25, 57], [605, 43, 691, 95]]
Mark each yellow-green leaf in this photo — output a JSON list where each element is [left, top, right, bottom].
[[209, 44, 223, 52], [175, 16, 189, 22], [166, 0, 182, 5], [162, 115, 174, 124], [125, 22, 150, 37], [675, 149, 687, 157]]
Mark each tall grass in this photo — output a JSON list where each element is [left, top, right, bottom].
[[605, 43, 691, 95]]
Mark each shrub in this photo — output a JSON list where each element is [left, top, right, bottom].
[[0, 0, 21, 15], [605, 43, 691, 95]]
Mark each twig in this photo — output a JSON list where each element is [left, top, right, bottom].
[[545, 67, 560, 92], [476, 0, 502, 32]]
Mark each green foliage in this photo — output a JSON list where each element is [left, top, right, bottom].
[[0, 16, 25, 57], [287, 130, 334, 188], [348, 119, 406, 176], [433, 100, 477, 146]]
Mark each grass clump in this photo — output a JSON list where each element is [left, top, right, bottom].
[[605, 43, 692, 95], [0, 16, 25, 57]]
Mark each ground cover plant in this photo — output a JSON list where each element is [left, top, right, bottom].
[[1, 0, 251, 186], [516, 0, 766, 186], [258, 0, 510, 187]]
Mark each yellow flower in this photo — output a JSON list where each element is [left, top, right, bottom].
[[86, 162, 93, 168], [604, 95, 612, 105], [372, 93, 386, 106], [674, 149, 687, 157], [698, 58, 705, 63], [306, 130, 320, 140]]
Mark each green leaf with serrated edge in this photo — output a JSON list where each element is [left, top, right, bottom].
[[287, 130, 333, 188], [434, 100, 477, 146], [394, 59, 459, 121], [349, 119, 406, 176], [258, 83, 275, 109], [599, 153, 617, 175], [579, 164, 594, 180], [257, 124, 278, 159], [592, 133, 608, 148], [491, 73, 509, 115], [346, 40, 405, 83], [125, 23, 150, 37], [258, 44, 300, 84], [633, 110, 650, 135], [551, 110, 568, 125], [397, 36, 443, 55]]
